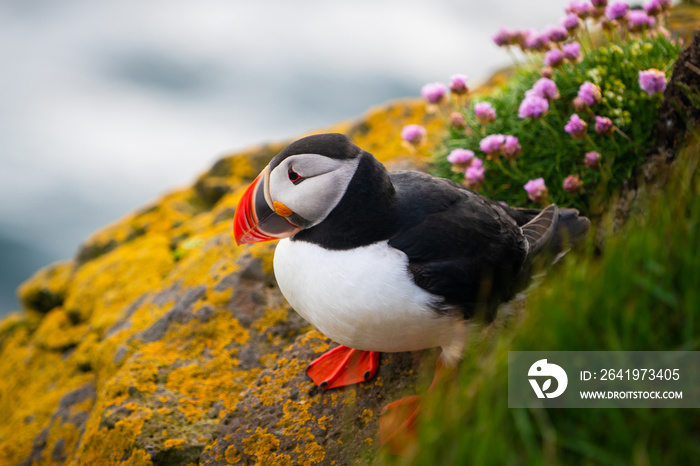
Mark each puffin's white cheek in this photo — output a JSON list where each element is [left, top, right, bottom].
[[280, 178, 335, 222]]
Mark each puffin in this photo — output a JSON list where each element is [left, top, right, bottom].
[[233, 133, 589, 448]]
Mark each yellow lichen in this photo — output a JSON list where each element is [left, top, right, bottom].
[[304, 442, 326, 464], [224, 445, 241, 464], [164, 438, 186, 449], [359, 409, 374, 427], [17, 260, 73, 313], [252, 307, 288, 333], [317, 416, 330, 431], [75, 406, 153, 464], [241, 427, 292, 466], [0, 95, 449, 464]]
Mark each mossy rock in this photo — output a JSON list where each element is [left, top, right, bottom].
[[0, 98, 444, 466]]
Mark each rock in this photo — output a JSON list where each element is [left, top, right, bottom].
[[657, 30, 700, 156], [0, 98, 443, 465]]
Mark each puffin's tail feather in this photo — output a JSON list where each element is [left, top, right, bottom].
[[555, 208, 590, 247], [522, 204, 559, 257]]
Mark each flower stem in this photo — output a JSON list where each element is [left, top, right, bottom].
[[585, 134, 600, 152], [540, 118, 562, 172], [494, 157, 522, 182]]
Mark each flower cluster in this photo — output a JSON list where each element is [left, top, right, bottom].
[[638, 68, 667, 95], [415, 0, 677, 208], [524, 178, 548, 203], [401, 124, 427, 146], [493, 0, 670, 63], [447, 148, 485, 188]]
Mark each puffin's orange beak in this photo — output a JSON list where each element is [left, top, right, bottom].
[[233, 165, 302, 245]]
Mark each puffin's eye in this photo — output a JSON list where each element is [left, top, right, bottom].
[[288, 168, 304, 185]]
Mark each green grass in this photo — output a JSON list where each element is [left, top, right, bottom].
[[382, 139, 700, 465], [432, 34, 681, 214]]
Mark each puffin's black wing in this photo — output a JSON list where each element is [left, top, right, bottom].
[[387, 171, 541, 321]]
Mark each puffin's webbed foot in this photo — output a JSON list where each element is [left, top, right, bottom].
[[379, 394, 422, 456], [379, 357, 453, 456], [306, 345, 379, 390]]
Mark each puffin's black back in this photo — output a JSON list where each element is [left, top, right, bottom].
[[387, 171, 528, 321]]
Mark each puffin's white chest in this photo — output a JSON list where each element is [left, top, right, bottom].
[[273, 239, 459, 352]]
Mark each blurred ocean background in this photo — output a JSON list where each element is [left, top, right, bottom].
[[0, 0, 571, 316]]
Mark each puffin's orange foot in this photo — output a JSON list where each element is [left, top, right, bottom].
[[379, 395, 422, 456], [306, 346, 379, 390]]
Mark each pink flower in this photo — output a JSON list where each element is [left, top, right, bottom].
[[563, 175, 583, 193], [628, 10, 655, 32], [561, 13, 580, 31], [474, 102, 497, 125], [562, 42, 581, 61], [421, 82, 447, 104], [578, 82, 602, 106], [492, 27, 513, 47], [530, 78, 560, 100], [465, 158, 486, 188], [480, 134, 506, 156], [585, 151, 602, 169], [503, 135, 522, 159], [594, 116, 614, 135], [518, 94, 549, 119], [566, 0, 594, 18], [573, 96, 587, 112], [447, 149, 475, 168], [605, 1, 629, 21], [524, 29, 550, 51], [544, 48, 566, 68], [401, 124, 427, 145], [643, 0, 662, 16], [564, 113, 588, 139], [450, 74, 469, 95], [638, 69, 667, 95], [524, 178, 548, 203], [449, 112, 467, 129], [546, 25, 569, 42]]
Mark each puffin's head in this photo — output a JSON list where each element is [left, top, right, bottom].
[[234, 133, 362, 245]]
